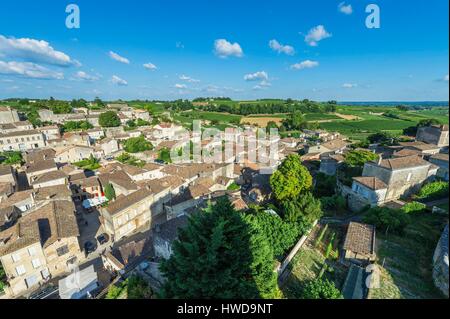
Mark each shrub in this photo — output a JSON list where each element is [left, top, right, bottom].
[[344, 150, 379, 167], [302, 278, 343, 299], [417, 181, 449, 201], [402, 201, 427, 214], [363, 207, 410, 234]]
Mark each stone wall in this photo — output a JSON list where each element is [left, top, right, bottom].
[[433, 224, 449, 298]]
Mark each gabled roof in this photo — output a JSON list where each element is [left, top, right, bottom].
[[353, 176, 388, 190], [25, 159, 57, 174], [343, 222, 376, 256], [374, 155, 431, 170], [104, 188, 153, 216]]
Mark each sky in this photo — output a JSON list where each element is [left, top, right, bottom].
[[0, 0, 448, 101]]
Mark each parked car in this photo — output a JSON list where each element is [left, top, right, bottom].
[[97, 233, 110, 245]]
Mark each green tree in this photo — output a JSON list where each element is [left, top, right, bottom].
[[282, 192, 323, 226], [123, 136, 153, 153], [363, 207, 410, 234], [158, 148, 172, 164], [0, 151, 23, 165], [270, 155, 313, 202], [159, 198, 278, 299], [99, 111, 121, 127], [104, 183, 116, 201], [245, 209, 300, 258], [302, 278, 343, 299], [344, 149, 379, 167]]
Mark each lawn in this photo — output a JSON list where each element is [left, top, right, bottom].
[[368, 212, 448, 299]]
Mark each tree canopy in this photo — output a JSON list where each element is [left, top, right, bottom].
[[344, 149, 379, 167], [159, 198, 279, 299], [99, 111, 121, 127], [270, 155, 313, 202], [123, 136, 153, 153]]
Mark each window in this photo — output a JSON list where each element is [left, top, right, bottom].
[[11, 253, 21, 263], [41, 269, 50, 280], [28, 247, 37, 257], [56, 245, 70, 257], [16, 265, 26, 276], [31, 259, 41, 269], [25, 275, 38, 288]]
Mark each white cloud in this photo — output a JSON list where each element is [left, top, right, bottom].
[[143, 62, 157, 70], [244, 71, 269, 81], [290, 60, 319, 70], [111, 75, 128, 86], [269, 39, 295, 55], [179, 75, 200, 83], [0, 60, 64, 79], [175, 83, 187, 89], [338, 2, 353, 15], [109, 51, 130, 64], [214, 39, 243, 58], [259, 80, 272, 87], [342, 83, 358, 88], [304, 25, 332, 47], [0, 35, 78, 67], [73, 71, 99, 81]]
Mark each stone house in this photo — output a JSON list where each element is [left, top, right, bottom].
[[319, 153, 345, 176], [55, 146, 96, 164], [0, 121, 33, 134], [153, 215, 189, 260], [99, 169, 138, 196], [25, 159, 58, 184], [360, 155, 437, 201], [98, 138, 120, 156], [70, 176, 103, 202], [100, 188, 154, 241], [38, 125, 60, 141], [428, 153, 449, 181], [416, 125, 449, 148], [304, 139, 348, 155], [345, 155, 438, 210], [102, 237, 153, 274], [86, 128, 105, 142], [30, 170, 68, 189], [0, 107, 20, 124], [0, 130, 46, 152], [86, 115, 100, 127], [351, 177, 388, 206], [62, 132, 92, 147], [399, 141, 441, 157], [0, 165, 18, 192], [0, 201, 81, 297]]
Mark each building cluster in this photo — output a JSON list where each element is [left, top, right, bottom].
[[0, 103, 305, 299], [0, 102, 448, 299]]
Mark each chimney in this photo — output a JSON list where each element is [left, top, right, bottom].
[[377, 155, 383, 166]]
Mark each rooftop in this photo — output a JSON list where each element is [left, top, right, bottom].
[[343, 222, 376, 256], [353, 176, 388, 190]]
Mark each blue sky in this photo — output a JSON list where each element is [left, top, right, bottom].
[[0, 0, 448, 101]]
